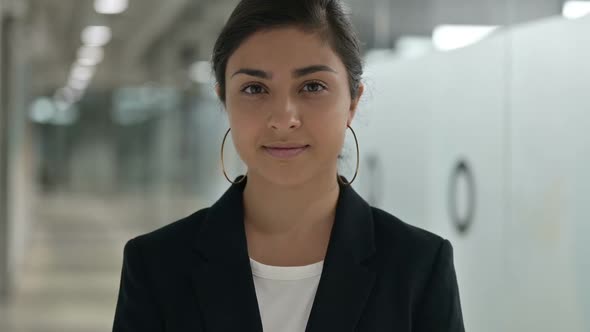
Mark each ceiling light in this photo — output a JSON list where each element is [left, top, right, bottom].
[[54, 87, 80, 104], [433, 25, 499, 51], [81, 25, 112, 47], [68, 77, 91, 91], [95, 0, 129, 14], [563, 1, 590, 19], [70, 64, 95, 82], [77, 46, 104, 66]]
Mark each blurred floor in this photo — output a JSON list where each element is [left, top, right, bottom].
[[0, 193, 153, 332]]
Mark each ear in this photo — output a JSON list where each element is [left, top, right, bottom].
[[347, 83, 365, 126]]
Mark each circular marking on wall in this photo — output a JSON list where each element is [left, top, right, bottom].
[[448, 159, 476, 235]]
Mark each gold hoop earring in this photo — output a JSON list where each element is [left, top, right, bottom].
[[221, 128, 246, 184], [338, 125, 360, 186]]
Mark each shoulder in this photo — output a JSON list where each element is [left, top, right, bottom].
[[123, 207, 210, 259], [369, 206, 452, 276], [370, 207, 464, 329], [371, 206, 445, 249]]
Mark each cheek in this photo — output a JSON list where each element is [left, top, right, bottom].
[[227, 112, 261, 158], [226, 96, 267, 125], [229, 129, 256, 166], [306, 110, 348, 155]]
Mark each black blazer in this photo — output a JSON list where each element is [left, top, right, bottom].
[[113, 179, 465, 331]]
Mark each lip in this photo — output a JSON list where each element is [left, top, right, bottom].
[[263, 142, 308, 149], [263, 145, 310, 159]]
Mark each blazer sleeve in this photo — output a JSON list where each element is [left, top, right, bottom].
[[113, 238, 164, 331], [413, 239, 465, 332]]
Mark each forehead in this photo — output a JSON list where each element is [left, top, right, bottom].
[[226, 27, 346, 77]]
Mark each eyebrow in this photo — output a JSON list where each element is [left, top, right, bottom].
[[231, 68, 271, 79], [230, 65, 337, 79], [293, 65, 337, 77]]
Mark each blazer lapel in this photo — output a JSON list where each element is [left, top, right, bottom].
[[190, 178, 263, 332], [305, 182, 377, 332], [189, 176, 377, 332]]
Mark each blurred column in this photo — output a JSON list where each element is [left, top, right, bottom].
[[0, 0, 32, 301], [0, 2, 11, 301]]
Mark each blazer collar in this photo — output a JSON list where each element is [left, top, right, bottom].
[[190, 176, 377, 332]]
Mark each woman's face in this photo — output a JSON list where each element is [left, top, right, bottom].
[[221, 27, 363, 186]]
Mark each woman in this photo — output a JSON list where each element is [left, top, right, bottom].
[[113, 0, 465, 331]]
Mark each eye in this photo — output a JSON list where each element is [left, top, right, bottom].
[[301, 81, 327, 93], [241, 84, 267, 95]]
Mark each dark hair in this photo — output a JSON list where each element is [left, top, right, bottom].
[[211, 0, 363, 103]]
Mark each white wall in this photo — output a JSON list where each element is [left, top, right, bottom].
[[354, 15, 590, 332], [506, 15, 590, 330]]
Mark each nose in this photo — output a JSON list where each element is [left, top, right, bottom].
[[267, 95, 301, 132]]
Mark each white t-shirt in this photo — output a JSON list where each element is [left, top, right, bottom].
[[249, 257, 324, 332]]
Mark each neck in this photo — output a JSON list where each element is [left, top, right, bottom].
[[243, 171, 340, 236]]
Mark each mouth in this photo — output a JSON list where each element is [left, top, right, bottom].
[[262, 144, 310, 159]]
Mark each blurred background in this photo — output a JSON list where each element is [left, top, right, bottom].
[[0, 0, 588, 331]]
